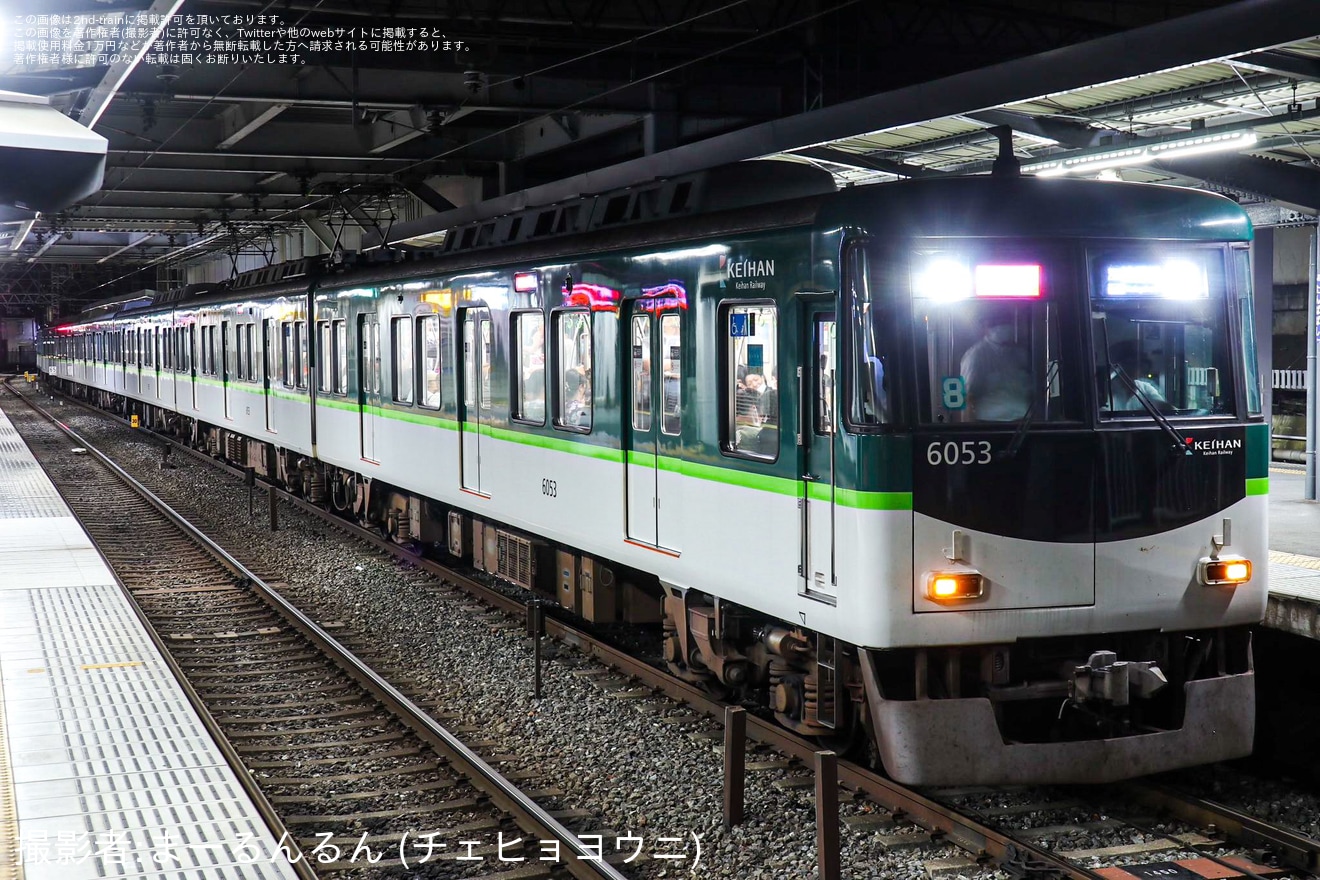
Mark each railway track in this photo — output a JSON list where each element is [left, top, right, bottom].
[[2, 383, 630, 880], [13, 377, 1320, 880]]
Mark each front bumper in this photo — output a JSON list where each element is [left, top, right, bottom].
[[860, 649, 1254, 786]]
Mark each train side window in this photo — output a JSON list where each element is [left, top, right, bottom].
[[724, 303, 779, 460], [512, 311, 546, 424], [334, 320, 347, 394], [392, 316, 414, 404], [296, 321, 308, 389], [317, 321, 332, 392], [846, 243, 890, 427], [281, 322, 294, 387], [245, 325, 256, 379], [235, 323, 247, 379], [417, 315, 441, 409], [554, 310, 591, 432], [630, 315, 651, 431], [660, 313, 681, 436]]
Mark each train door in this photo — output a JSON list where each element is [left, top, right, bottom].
[[459, 308, 491, 494], [801, 307, 838, 600], [359, 314, 381, 461], [624, 307, 684, 550], [221, 321, 232, 419], [262, 319, 276, 432]]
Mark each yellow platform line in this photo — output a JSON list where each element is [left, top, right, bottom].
[[0, 673, 23, 880], [1269, 550, 1320, 570], [79, 661, 143, 671]]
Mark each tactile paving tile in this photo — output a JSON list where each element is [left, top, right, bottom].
[[0, 408, 69, 518], [2, 584, 301, 880]]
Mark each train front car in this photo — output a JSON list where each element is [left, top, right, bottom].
[[839, 178, 1266, 785]]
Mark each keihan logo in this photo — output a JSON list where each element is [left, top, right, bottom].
[[727, 259, 775, 278], [724, 258, 775, 291], [1189, 437, 1242, 455]]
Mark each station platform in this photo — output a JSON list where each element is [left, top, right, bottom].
[[1265, 463, 1320, 641], [0, 403, 297, 879]]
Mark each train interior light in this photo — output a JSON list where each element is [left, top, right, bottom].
[[1104, 261, 1209, 298], [974, 263, 1042, 298]]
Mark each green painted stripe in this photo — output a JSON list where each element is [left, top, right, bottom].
[[806, 480, 913, 509], [1246, 477, 1269, 496]]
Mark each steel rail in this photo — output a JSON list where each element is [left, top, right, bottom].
[[2, 384, 318, 880], [1124, 781, 1320, 874], [4, 380, 629, 880]]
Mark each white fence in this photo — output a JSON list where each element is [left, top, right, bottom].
[[1273, 369, 1309, 391]]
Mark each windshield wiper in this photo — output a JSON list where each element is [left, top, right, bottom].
[[1111, 364, 1193, 456], [998, 360, 1059, 461]]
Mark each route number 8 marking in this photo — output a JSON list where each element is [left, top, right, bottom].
[[926, 440, 992, 466], [941, 376, 966, 410]]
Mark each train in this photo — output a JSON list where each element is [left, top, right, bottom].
[[38, 161, 1269, 785]]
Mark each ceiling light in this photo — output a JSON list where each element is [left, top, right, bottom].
[[1023, 129, 1257, 177]]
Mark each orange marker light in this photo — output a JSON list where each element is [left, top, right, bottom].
[[926, 572, 985, 603], [1198, 557, 1252, 586]]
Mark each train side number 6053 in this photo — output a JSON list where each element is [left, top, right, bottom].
[[926, 440, 992, 466], [541, 478, 558, 497]]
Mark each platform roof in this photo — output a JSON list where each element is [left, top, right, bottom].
[[0, 0, 1318, 313]]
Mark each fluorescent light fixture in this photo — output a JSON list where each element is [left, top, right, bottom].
[[1148, 131, 1257, 159], [1024, 130, 1257, 177]]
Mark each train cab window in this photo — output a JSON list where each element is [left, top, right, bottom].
[[281, 322, 294, 387], [1090, 247, 1235, 418], [845, 243, 890, 427], [392, 317, 414, 404], [317, 321, 333, 392], [512, 311, 546, 424], [417, 315, 441, 409], [554, 311, 591, 431], [334, 320, 348, 394], [724, 303, 779, 459], [913, 253, 1070, 424], [1233, 247, 1263, 416]]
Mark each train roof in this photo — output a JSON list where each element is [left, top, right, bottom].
[[817, 175, 1252, 244], [59, 173, 1251, 325]]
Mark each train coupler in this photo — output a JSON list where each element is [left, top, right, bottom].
[[1071, 650, 1168, 707]]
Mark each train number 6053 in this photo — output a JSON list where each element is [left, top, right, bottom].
[[541, 478, 558, 497], [926, 440, 992, 466]]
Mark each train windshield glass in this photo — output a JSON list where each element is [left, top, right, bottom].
[[911, 252, 1072, 425], [1089, 248, 1234, 419]]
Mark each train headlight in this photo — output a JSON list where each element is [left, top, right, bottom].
[[925, 571, 985, 603], [1197, 556, 1252, 587]]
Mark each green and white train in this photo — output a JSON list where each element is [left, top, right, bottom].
[[41, 163, 1269, 785]]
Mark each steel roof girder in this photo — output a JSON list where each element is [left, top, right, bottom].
[[1155, 154, 1320, 215]]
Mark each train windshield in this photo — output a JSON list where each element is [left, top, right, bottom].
[[911, 251, 1075, 425], [1089, 247, 1234, 419]]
